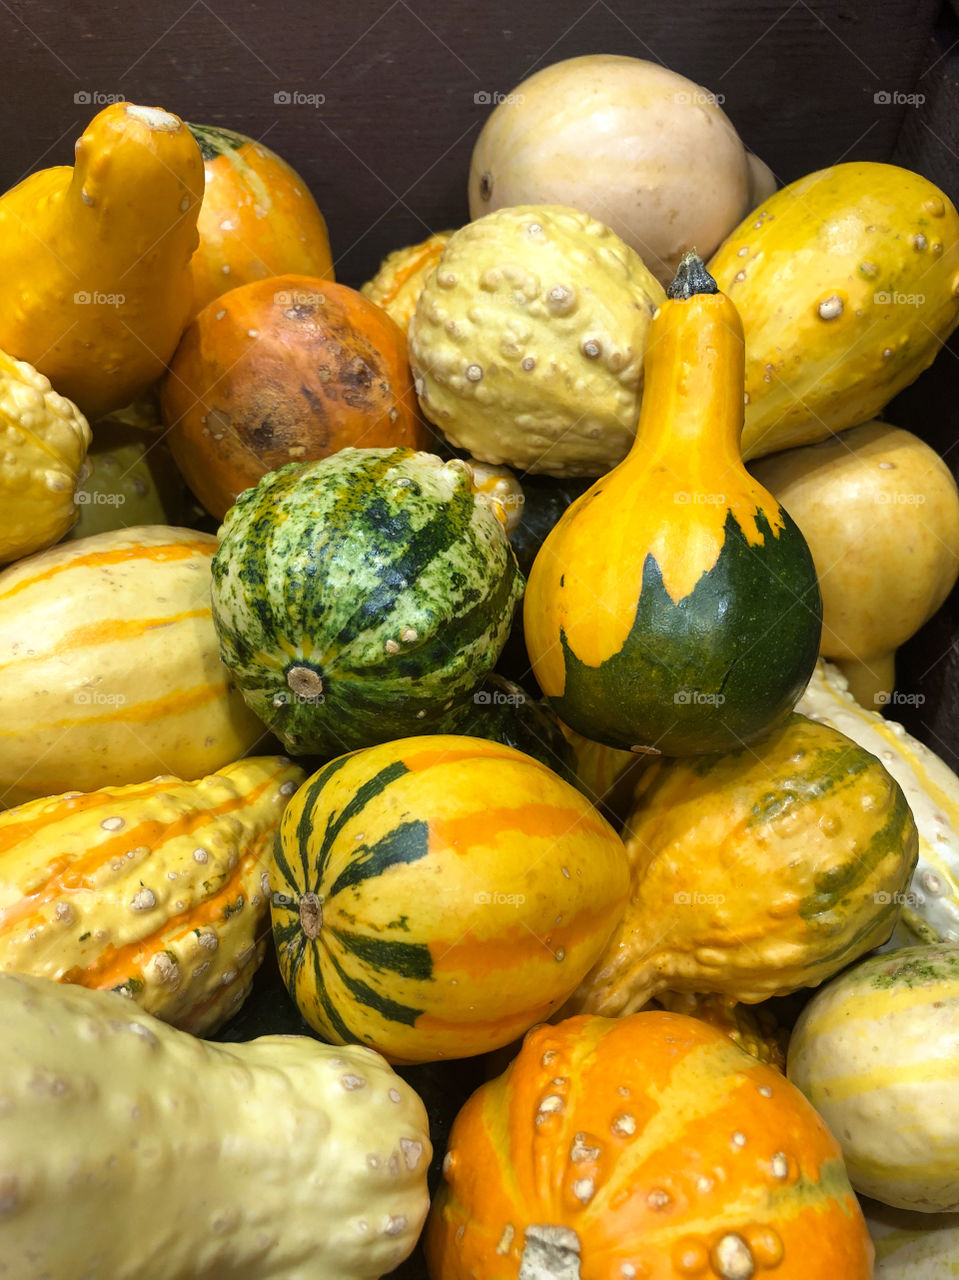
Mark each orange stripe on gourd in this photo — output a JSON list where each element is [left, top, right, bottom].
[[0, 539, 214, 604]]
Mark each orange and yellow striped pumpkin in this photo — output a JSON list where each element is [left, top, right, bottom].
[[271, 735, 629, 1064], [426, 1011, 873, 1279], [0, 526, 265, 808], [0, 757, 303, 1034]]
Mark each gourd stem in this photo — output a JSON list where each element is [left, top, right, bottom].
[[666, 252, 719, 300]]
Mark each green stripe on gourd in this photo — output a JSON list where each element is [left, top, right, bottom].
[[211, 449, 524, 756]]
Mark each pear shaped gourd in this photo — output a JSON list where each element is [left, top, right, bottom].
[[524, 254, 822, 755]]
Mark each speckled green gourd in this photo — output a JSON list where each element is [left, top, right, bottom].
[[408, 205, 666, 476], [210, 448, 524, 756]]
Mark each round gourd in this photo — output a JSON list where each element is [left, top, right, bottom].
[[525, 253, 822, 755], [427, 1011, 873, 1278], [210, 449, 524, 757], [187, 122, 334, 318], [0, 349, 91, 563], [568, 714, 919, 1017], [270, 735, 629, 1063], [163, 274, 432, 520], [468, 55, 766, 287], [408, 205, 665, 476], [861, 1197, 959, 1277], [67, 416, 186, 539], [709, 161, 959, 461], [361, 231, 453, 332], [751, 421, 959, 708], [0, 526, 264, 808], [788, 943, 959, 1212]]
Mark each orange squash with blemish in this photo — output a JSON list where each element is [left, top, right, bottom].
[[187, 123, 334, 319], [270, 735, 629, 1064], [162, 274, 433, 519], [426, 1012, 874, 1279], [0, 757, 303, 1033]]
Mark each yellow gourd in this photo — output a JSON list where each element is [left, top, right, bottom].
[[0, 103, 203, 419]]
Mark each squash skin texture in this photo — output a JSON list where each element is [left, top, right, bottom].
[[797, 659, 959, 947], [408, 205, 665, 476], [862, 1198, 959, 1277], [788, 944, 959, 1212], [362, 231, 453, 332], [0, 525, 265, 808], [0, 349, 91, 562], [568, 714, 918, 1017], [709, 161, 959, 461], [0, 757, 303, 1034], [210, 449, 524, 757], [187, 122, 334, 318], [271, 735, 629, 1063], [0, 970, 430, 1278], [0, 103, 203, 419], [524, 263, 821, 755], [427, 1012, 873, 1279]]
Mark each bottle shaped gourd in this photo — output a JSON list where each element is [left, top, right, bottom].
[[524, 253, 822, 755]]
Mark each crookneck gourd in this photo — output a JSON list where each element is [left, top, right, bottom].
[[567, 714, 918, 1017], [525, 253, 822, 755]]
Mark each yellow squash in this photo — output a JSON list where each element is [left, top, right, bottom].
[[0, 103, 203, 419], [0, 757, 303, 1034], [710, 161, 959, 459]]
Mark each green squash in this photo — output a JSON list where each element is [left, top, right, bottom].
[[210, 448, 524, 756], [508, 474, 591, 578], [453, 673, 575, 783]]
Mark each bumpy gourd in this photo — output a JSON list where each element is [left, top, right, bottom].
[[568, 714, 918, 1017], [525, 253, 822, 755], [211, 449, 524, 757], [752, 421, 959, 707], [0, 525, 264, 808], [67, 415, 186, 539], [0, 103, 203, 419], [0, 757, 303, 1033], [0, 970, 430, 1279], [709, 161, 959, 460], [187, 122, 334, 317], [271, 735, 629, 1063], [362, 230, 453, 331], [427, 1012, 873, 1279], [408, 205, 665, 475], [0, 349, 90, 562], [788, 944, 959, 1212], [798, 660, 959, 947]]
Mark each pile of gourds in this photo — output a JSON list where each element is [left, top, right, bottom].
[[1, 52, 959, 1280]]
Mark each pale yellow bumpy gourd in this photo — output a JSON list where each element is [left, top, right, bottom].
[[0, 971, 431, 1279], [0, 349, 90, 563], [0, 103, 203, 419]]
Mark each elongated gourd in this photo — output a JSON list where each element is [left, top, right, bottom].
[[0, 757, 303, 1034], [0, 103, 203, 418], [709, 162, 959, 460], [525, 253, 822, 755], [0, 970, 431, 1279]]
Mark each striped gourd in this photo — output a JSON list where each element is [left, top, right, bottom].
[[0, 526, 265, 808], [0, 757, 303, 1034], [862, 1198, 959, 1278], [427, 1012, 873, 1279], [798, 659, 959, 947], [271, 735, 629, 1063], [788, 943, 959, 1212], [568, 714, 918, 1017], [210, 448, 524, 757]]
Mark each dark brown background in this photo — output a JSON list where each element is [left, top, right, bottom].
[[3, 0, 959, 771]]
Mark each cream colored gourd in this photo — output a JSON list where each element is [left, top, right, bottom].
[[468, 55, 771, 286], [0, 103, 203, 419], [0, 526, 264, 808], [0, 349, 90, 562], [862, 1198, 959, 1277], [0, 970, 430, 1278], [788, 943, 959, 1212], [710, 162, 959, 460], [753, 422, 959, 706], [408, 205, 665, 476], [797, 660, 959, 948], [0, 757, 304, 1034]]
